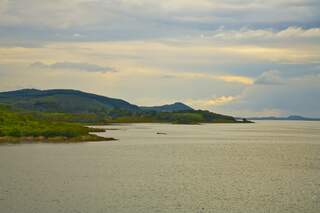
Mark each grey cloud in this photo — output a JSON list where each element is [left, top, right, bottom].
[[216, 73, 320, 117], [255, 70, 285, 85], [160, 74, 177, 79], [0, 0, 320, 42], [30, 62, 115, 73]]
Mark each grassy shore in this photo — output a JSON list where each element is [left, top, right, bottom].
[[0, 103, 251, 143], [0, 135, 116, 144], [0, 105, 115, 143]]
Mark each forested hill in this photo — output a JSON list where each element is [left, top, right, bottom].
[[0, 89, 140, 113], [140, 102, 193, 112], [0, 89, 250, 124], [0, 89, 195, 113]]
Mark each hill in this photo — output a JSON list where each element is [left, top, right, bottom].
[[0, 89, 252, 143], [0, 89, 139, 113], [140, 102, 193, 112], [248, 115, 320, 121], [0, 89, 250, 124]]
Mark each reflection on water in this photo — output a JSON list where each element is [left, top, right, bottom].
[[1, 121, 320, 213]]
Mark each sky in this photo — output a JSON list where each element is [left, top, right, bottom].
[[0, 0, 320, 117]]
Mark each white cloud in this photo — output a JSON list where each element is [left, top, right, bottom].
[[255, 70, 284, 85], [158, 72, 254, 85], [187, 96, 237, 109], [217, 75, 253, 85], [30, 61, 114, 73], [0, 0, 117, 29], [211, 26, 320, 40], [217, 73, 320, 117], [0, 0, 319, 41]]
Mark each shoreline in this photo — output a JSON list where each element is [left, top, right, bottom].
[[0, 121, 253, 144], [0, 134, 116, 144], [101, 120, 254, 125]]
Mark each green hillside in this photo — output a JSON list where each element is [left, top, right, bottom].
[[0, 88, 252, 143], [107, 109, 241, 124], [0, 89, 248, 125], [0, 89, 139, 113], [140, 102, 193, 112]]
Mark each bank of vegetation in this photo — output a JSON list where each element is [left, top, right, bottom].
[[0, 105, 113, 143], [0, 89, 252, 143]]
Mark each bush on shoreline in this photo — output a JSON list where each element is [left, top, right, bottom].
[[0, 105, 110, 142]]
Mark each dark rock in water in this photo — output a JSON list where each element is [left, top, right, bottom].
[[156, 132, 167, 135]]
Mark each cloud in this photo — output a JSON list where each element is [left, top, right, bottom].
[[0, 32, 319, 67], [159, 72, 254, 85], [187, 96, 237, 109], [255, 70, 284, 85], [30, 61, 114, 73], [216, 73, 320, 117], [0, 0, 320, 43], [211, 26, 320, 40], [0, 0, 101, 28], [217, 75, 254, 85]]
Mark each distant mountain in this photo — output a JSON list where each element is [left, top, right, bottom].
[[0, 89, 140, 113], [248, 115, 320, 121], [140, 102, 193, 112]]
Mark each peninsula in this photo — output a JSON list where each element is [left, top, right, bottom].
[[0, 89, 251, 143]]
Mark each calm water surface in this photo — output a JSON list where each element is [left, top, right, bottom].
[[1, 121, 320, 213]]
